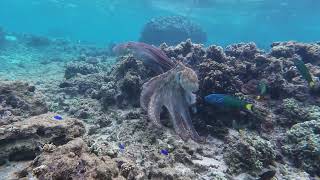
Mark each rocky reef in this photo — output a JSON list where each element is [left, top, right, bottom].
[[282, 120, 320, 176], [0, 113, 85, 166], [139, 16, 207, 46], [224, 130, 276, 175], [28, 138, 119, 180], [270, 41, 320, 65], [1, 38, 320, 179], [0, 81, 48, 125], [25, 35, 51, 47]]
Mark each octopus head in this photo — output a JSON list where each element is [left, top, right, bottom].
[[177, 67, 199, 92]]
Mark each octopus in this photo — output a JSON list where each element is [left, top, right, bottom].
[[113, 41, 176, 73], [140, 62, 205, 142]]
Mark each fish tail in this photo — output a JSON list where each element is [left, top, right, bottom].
[[309, 81, 315, 88], [245, 104, 253, 111]]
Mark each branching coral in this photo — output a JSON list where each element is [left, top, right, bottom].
[[140, 62, 204, 142], [113, 42, 176, 73]]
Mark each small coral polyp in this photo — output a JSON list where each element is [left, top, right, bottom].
[[140, 62, 204, 142]]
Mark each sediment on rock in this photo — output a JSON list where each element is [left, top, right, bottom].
[[0, 112, 85, 165]]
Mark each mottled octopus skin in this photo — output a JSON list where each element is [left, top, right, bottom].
[[140, 62, 204, 142]]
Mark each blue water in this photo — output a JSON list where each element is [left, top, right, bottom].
[[0, 0, 319, 48]]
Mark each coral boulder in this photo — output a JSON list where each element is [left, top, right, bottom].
[[140, 16, 207, 46]]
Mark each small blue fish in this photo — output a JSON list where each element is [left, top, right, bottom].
[[53, 115, 63, 120], [160, 149, 169, 156], [119, 143, 125, 150]]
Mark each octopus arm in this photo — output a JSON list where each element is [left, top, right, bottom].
[[140, 72, 168, 110], [166, 89, 204, 142], [147, 91, 164, 126]]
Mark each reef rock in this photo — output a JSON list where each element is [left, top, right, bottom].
[[224, 130, 276, 176], [0, 112, 85, 165], [65, 61, 100, 79], [60, 56, 154, 109], [25, 35, 51, 47], [279, 98, 320, 126], [270, 41, 320, 65], [140, 16, 207, 46], [0, 81, 48, 125], [282, 120, 320, 176], [225, 42, 263, 61], [28, 138, 120, 180]]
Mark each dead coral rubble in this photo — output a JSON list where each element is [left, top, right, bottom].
[[60, 55, 153, 109], [282, 120, 320, 176], [0, 81, 48, 125], [65, 61, 100, 79], [224, 130, 276, 175], [29, 138, 119, 180], [0, 113, 85, 165]]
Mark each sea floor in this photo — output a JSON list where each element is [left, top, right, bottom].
[[0, 33, 320, 180]]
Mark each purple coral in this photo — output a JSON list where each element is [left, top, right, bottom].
[[140, 62, 204, 142], [113, 42, 176, 73]]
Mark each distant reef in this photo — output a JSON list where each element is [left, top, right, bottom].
[[1, 38, 320, 179], [139, 16, 207, 46]]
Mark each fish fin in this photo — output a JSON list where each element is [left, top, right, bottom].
[[309, 81, 315, 88], [246, 104, 253, 111]]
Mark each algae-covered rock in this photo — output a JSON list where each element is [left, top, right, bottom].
[[0, 81, 48, 124], [280, 98, 320, 126], [225, 42, 263, 61], [282, 120, 320, 176], [30, 138, 119, 180], [65, 61, 100, 79], [224, 130, 276, 175], [0, 113, 85, 165], [270, 41, 320, 65]]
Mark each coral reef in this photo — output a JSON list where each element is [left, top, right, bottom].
[[282, 120, 320, 176], [3, 36, 320, 179], [279, 98, 320, 126], [60, 56, 153, 109], [140, 16, 207, 46], [0, 81, 48, 125], [271, 41, 320, 65], [25, 35, 51, 47], [225, 42, 263, 61], [223, 130, 276, 175], [141, 62, 203, 142], [0, 112, 85, 165], [27, 138, 119, 180], [65, 61, 100, 79]]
